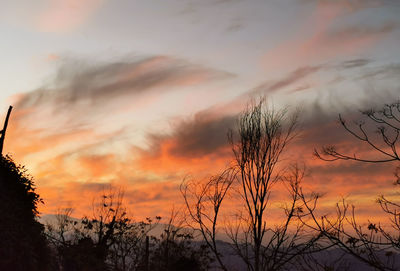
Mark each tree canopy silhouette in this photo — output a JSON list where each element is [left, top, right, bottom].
[[0, 155, 51, 270], [0, 106, 51, 270]]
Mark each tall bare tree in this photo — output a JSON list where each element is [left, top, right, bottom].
[[227, 163, 320, 271], [183, 99, 321, 271], [228, 99, 300, 271]]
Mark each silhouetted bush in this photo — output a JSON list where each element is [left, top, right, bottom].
[[149, 227, 211, 271]]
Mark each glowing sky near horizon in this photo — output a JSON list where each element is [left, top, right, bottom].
[[1, 0, 400, 223]]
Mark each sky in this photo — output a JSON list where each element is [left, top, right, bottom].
[[1, 0, 400, 224]]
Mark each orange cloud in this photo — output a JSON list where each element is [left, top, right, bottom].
[[135, 109, 236, 176], [4, 55, 398, 226], [137, 139, 231, 177], [38, 179, 184, 221], [1, 54, 237, 220], [25, 113, 398, 224], [27, 102, 399, 224]]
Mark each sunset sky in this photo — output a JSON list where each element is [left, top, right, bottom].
[[1, 0, 400, 223]]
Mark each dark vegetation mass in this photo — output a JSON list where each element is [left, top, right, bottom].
[[0, 155, 52, 270], [1, 99, 400, 270]]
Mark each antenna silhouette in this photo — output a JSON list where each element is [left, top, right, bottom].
[[0, 106, 13, 156]]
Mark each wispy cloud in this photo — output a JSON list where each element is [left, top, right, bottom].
[[263, 0, 396, 70], [252, 66, 322, 94], [357, 63, 400, 80], [340, 58, 371, 69], [16, 55, 233, 111]]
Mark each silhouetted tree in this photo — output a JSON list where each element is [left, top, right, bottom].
[[0, 106, 52, 270], [183, 99, 321, 271], [315, 102, 400, 164], [228, 99, 300, 271], [0, 155, 52, 270], [306, 101, 400, 270]]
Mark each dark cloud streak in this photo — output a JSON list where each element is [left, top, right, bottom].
[[251, 65, 322, 95], [16, 55, 234, 110], [143, 109, 237, 159], [341, 58, 371, 69], [170, 112, 236, 157]]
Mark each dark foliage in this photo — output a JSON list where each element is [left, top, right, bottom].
[[149, 223, 211, 271], [60, 237, 109, 271], [0, 155, 52, 270], [45, 189, 212, 271]]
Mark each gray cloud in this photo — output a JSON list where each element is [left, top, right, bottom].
[[357, 63, 400, 80], [249, 58, 396, 97], [15, 55, 234, 110], [341, 58, 371, 69], [297, 85, 400, 163], [129, 55, 400, 164], [144, 109, 237, 159], [225, 18, 243, 32], [328, 22, 396, 41], [252, 65, 322, 95], [170, 112, 237, 157]]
